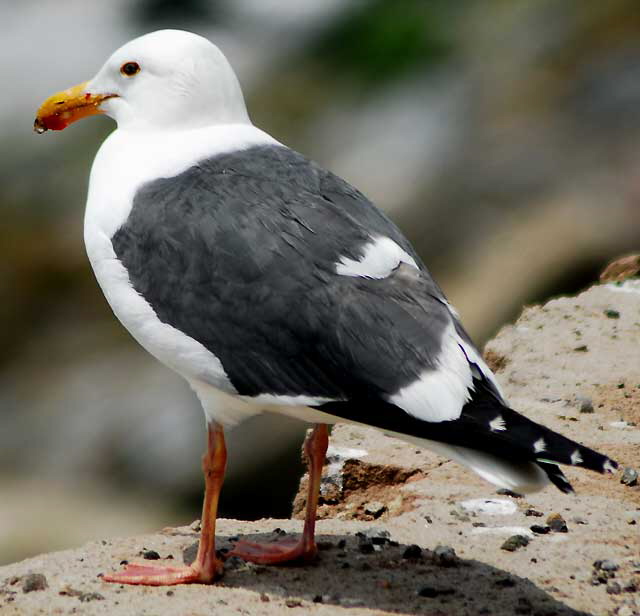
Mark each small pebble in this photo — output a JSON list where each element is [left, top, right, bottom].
[[501, 535, 530, 551], [530, 525, 550, 535], [356, 529, 390, 544], [21, 574, 48, 593], [79, 592, 104, 602], [189, 519, 201, 532], [433, 545, 459, 567], [285, 598, 302, 608], [594, 559, 619, 572], [573, 345, 588, 352], [364, 501, 387, 518], [592, 571, 614, 585], [607, 582, 622, 595], [524, 508, 544, 517], [621, 468, 638, 487], [141, 550, 161, 560], [495, 488, 523, 498], [546, 513, 568, 533], [625, 511, 640, 525], [604, 309, 620, 319], [260, 593, 270, 603], [402, 544, 422, 559], [576, 395, 594, 413]]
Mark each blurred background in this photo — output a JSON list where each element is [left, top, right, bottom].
[[1, 0, 639, 565]]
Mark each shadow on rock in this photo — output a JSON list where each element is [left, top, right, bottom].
[[183, 530, 592, 616]]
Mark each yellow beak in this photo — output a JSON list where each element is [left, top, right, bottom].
[[34, 81, 115, 133]]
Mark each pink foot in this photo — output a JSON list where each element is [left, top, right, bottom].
[[102, 561, 223, 586], [227, 537, 317, 565]]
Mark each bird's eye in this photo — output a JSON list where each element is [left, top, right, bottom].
[[120, 62, 141, 77]]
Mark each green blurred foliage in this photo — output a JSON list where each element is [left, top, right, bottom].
[[308, 0, 460, 88], [134, 0, 223, 26]]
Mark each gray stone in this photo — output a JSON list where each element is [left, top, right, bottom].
[[501, 535, 530, 551], [363, 501, 387, 518], [621, 468, 638, 487], [21, 573, 47, 593], [594, 559, 619, 572], [576, 395, 594, 413], [433, 545, 459, 567]]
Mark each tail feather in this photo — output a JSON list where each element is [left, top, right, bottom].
[[317, 377, 618, 494], [459, 381, 619, 482]]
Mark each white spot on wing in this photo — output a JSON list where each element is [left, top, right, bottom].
[[336, 235, 418, 279], [388, 321, 472, 422], [489, 415, 506, 431], [570, 449, 583, 465], [533, 437, 546, 453]]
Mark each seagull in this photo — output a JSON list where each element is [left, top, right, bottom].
[[35, 29, 617, 586]]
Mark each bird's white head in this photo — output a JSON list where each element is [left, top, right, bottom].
[[35, 29, 250, 133]]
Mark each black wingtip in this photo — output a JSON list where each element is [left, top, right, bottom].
[[537, 461, 575, 494]]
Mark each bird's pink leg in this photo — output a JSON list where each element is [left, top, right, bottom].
[[228, 423, 329, 565], [102, 422, 227, 585]]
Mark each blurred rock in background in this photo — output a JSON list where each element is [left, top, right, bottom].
[[1, 0, 638, 564]]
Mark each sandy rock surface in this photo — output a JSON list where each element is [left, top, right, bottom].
[[1, 281, 638, 616]]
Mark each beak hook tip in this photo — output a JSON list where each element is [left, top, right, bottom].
[[33, 118, 48, 134]]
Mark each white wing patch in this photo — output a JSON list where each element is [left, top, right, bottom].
[[336, 235, 418, 279], [570, 449, 583, 465], [489, 415, 507, 431], [388, 321, 473, 422], [533, 437, 546, 453]]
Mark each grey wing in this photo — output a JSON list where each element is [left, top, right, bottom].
[[112, 144, 490, 422]]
